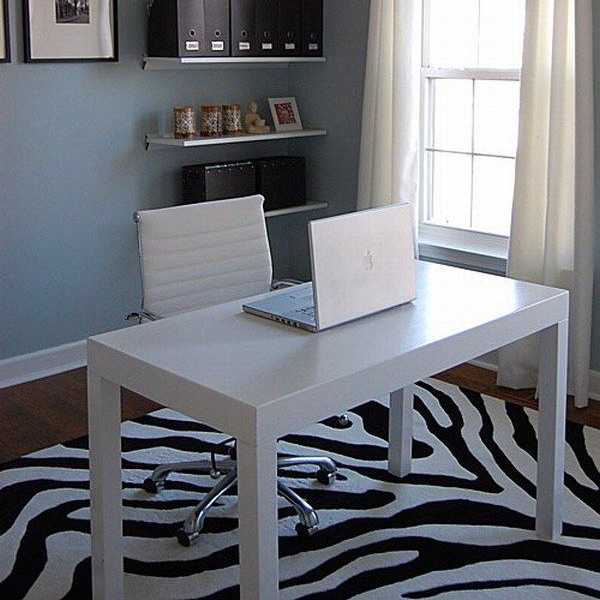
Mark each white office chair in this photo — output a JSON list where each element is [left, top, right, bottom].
[[127, 195, 337, 546]]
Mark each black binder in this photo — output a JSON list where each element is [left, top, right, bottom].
[[278, 0, 302, 56], [147, 0, 230, 58], [302, 0, 323, 56], [255, 0, 279, 56], [202, 0, 230, 55], [231, 0, 255, 56], [231, 0, 278, 57]]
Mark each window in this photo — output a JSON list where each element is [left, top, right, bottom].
[[420, 0, 526, 258]]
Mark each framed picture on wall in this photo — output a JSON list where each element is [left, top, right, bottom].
[[0, 0, 10, 63], [23, 0, 118, 63], [268, 97, 304, 132]]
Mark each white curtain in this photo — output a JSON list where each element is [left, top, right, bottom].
[[357, 0, 421, 211], [497, 0, 595, 408]]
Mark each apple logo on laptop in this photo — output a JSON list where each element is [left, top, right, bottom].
[[363, 249, 375, 271]]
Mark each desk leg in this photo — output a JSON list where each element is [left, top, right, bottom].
[[536, 320, 568, 540], [88, 371, 123, 599], [388, 388, 413, 477], [237, 440, 279, 600]]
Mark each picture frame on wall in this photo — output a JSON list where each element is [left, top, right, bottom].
[[269, 97, 304, 132], [0, 0, 10, 63], [23, 0, 118, 63]]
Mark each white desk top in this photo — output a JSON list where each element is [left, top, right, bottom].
[[89, 262, 568, 443]]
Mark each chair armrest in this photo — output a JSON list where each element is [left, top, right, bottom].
[[126, 310, 159, 324], [271, 279, 303, 290]]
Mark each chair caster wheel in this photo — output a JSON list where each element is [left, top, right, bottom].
[[142, 478, 163, 494], [295, 523, 318, 538], [316, 469, 335, 485], [336, 415, 352, 429], [176, 528, 200, 547]]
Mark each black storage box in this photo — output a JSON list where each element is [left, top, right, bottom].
[[182, 161, 256, 204], [255, 156, 306, 211], [182, 156, 306, 211]]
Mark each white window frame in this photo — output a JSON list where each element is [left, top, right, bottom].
[[418, 0, 521, 269]]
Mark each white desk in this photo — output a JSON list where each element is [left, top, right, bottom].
[[87, 261, 568, 600]]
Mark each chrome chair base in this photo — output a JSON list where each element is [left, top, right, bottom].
[[143, 455, 337, 547]]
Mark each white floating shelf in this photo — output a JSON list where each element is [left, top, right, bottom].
[[143, 56, 326, 70], [265, 202, 328, 218], [146, 129, 327, 149]]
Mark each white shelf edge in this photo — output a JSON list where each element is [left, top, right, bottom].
[[265, 202, 328, 218], [143, 56, 326, 70], [146, 129, 327, 149]]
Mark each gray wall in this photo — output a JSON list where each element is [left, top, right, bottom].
[[6, 0, 600, 374], [0, 0, 370, 360]]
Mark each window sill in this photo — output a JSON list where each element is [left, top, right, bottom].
[[418, 224, 508, 275]]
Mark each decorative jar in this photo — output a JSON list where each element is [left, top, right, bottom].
[[200, 105, 224, 137], [222, 104, 243, 134], [173, 106, 196, 139]]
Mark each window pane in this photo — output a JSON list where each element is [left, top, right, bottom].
[[472, 156, 515, 236], [474, 80, 520, 157], [432, 79, 473, 152], [479, 0, 526, 68], [428, 0, 478, 68], [429, 151, 472, 229]]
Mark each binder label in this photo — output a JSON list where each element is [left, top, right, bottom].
[[262, 43, 273, 50], [239, 42, 251, 51], [309, 43, 319, 51], [185, 41, 200, 51], [211, 41, 225, 51], [285, 43, 296, 50]]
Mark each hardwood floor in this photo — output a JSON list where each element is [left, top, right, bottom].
[[0, 364, 598, 465], [0, 368, 158, 464]]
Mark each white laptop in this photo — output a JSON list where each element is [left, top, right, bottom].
[[243, 204, 416, 332]]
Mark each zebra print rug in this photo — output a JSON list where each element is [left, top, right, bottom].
[[1, 379, 600, 599]]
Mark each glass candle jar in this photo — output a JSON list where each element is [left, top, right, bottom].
[[200, 105, 224, 137], [173, 106, 196, 139], [222, 104, 243, 134]]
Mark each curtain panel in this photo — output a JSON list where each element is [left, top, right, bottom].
[[498, 0, 595, 408], [357, 0, 422, 212]]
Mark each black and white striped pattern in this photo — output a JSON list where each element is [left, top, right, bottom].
[[1, 379, 600, 599]]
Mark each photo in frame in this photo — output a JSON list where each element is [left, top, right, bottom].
[[268, 97, 304, 132], [23, 0, 118, 63], [0, 0, 10, 63]]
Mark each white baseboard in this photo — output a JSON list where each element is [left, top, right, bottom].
[[0, 340, 87, 389], [469, 359, 600, 404]]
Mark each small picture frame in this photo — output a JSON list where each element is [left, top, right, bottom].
[[0, 0, 10, 63], [269, 97, 303, 132], [23, 0, 118, 63]]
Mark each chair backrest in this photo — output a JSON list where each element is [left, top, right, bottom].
[[135, 195, 273, 318]]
